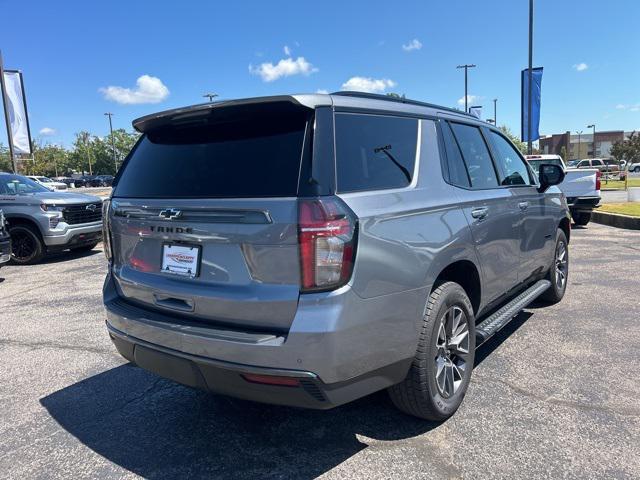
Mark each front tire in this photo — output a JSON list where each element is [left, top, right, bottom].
[[9, 224, 45, 265], [388, 281, 475, 421], [540, 229, 569, 304]]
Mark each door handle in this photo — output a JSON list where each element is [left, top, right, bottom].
[[471, 207, 489, 220], [518, 201, 529, 210]]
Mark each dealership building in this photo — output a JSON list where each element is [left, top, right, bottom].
[[539, 130, 636, 160]]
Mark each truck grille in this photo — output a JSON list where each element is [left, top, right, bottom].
[[63, 203, 103, 225]]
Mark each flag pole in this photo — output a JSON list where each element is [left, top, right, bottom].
[[0, 50, 17, 173]]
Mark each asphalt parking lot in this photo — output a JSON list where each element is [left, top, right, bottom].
[[1, 223, 639, 479]]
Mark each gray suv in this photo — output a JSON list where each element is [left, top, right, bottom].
[[103, 93, 570, 420], [0, 173, 103, 264]]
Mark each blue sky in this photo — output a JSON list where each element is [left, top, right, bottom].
[[1, 0, 639, 147]]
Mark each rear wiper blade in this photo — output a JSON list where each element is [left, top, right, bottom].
[[374, 145, 412, 183]]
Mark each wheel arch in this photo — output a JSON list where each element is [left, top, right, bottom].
[[559, 216, 570, 243], [431, 260, 481, 315], [5, 215, 44, 238]]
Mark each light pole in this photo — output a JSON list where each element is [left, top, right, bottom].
[[576, 130, 583, 160], [456, 64, 476, 112], [203, 93, 218, 102], [104, 112, 117, 173], [493, 98, 498, 126], [527, 0, 534, 155], [587, 124, 596, 158]]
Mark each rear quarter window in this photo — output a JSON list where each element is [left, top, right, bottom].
[[335, 113, 418, 193]]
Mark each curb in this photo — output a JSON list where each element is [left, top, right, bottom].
[[592, 211, 640, 230]]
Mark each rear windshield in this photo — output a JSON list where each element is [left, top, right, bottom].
[[114, 106, 309, 198]]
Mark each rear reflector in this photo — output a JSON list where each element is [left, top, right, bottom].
[[298, 197, 357, 292], [241, 373, 300, 387]]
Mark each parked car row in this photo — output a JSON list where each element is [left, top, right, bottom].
[[568, 158, 627, 179], [0, 173, 103, 265], [53, 175, 115, 188]]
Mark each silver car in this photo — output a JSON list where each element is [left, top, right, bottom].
[[103, 92, 570, 420]]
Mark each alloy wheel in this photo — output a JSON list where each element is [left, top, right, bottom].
[[434, 305, 470, 398], [12, 230, 36, 262], [555, 241, 568, 290]]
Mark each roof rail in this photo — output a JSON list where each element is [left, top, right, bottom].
[[332, 91, 474, 117]]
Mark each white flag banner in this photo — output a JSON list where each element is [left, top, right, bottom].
[[3, 71, 31, 154], [468, 106, 482, 119]]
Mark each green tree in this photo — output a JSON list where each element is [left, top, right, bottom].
[[560, 146, 567, 162], [498, 125, 528, 155], [0, 143, 12, 172], [611, 131, 640, 163]]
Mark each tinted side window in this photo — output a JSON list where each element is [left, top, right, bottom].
[[489, 131, 532, 186], [450, 123, 498, 189], [335, 113, 418, 192], [592, 159, 603, 166], [578, 160, 590, 168], [440, 121, 470, 187]]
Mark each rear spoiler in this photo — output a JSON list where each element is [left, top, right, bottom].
[[132, 95, 313, 133]]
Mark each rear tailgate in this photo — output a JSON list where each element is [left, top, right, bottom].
[[561, 168, 600, 199], [109, 100, 312, 331]]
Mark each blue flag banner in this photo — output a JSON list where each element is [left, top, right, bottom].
[[521, 67, 543, 142]]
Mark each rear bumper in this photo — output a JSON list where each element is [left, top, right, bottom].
[[103, 271, 422, 409], [44, 223, 103, 249], [567, 196, 600, 211], [107, 322, 411, 409], [0, 236, 10, 265]]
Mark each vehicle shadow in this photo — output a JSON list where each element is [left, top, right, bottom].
[[40, 248, 103, 265], [40, 311, 535, 479], [40, 364, 439, 479]]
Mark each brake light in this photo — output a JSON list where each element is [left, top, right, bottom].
[[102, 200, 112, 261], [298, 197, 357, 292], [595, 170, 601, 191]]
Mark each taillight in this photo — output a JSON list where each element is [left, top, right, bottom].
[[595, 170, 601, 191], [298, 197, 357, 292], [102, 199, 112, 261]]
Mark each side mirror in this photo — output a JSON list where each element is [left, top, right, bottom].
[[538, 163, 565, 192]]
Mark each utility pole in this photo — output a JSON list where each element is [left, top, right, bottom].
[[203, 93, 218, 103], [104, 112, 117, 173], [527, 0, 534, 155], [456, 64, 476, 112], [493, 98, 498, 126], [576, 130, 583, 160], [587, 124, 596, 158], [0, 50, 17, 173]]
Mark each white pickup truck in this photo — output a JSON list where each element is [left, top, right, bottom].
[[526, 154, 601, 226]]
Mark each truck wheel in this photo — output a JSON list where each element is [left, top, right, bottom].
[[388, 281, 475, 421], [573, 212, 591, 226], [9, 224, 45, 265], [540, 229, 569, 304]]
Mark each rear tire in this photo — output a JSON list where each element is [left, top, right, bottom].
[[540, 229, 569, 304], [9, 224, 45, 265], [388, 281, 475, 421], [71, 243, 99, 253], [572, 211, 591, 226]]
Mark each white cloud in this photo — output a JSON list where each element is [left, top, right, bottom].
[[249, 57, 318, 82], [39, 127, 56, 136], [573, 62, 588, 71], [100, 75, 169, 104], [457, 94, 481, 107], [615, 103, 640, 111], [341, 76, 396, 93], [283, 45, 291, 56], [402, 39, 422, 52], [316, 89, 329, 94]]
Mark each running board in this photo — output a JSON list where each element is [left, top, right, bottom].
[[475, 279, 551, 347]]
